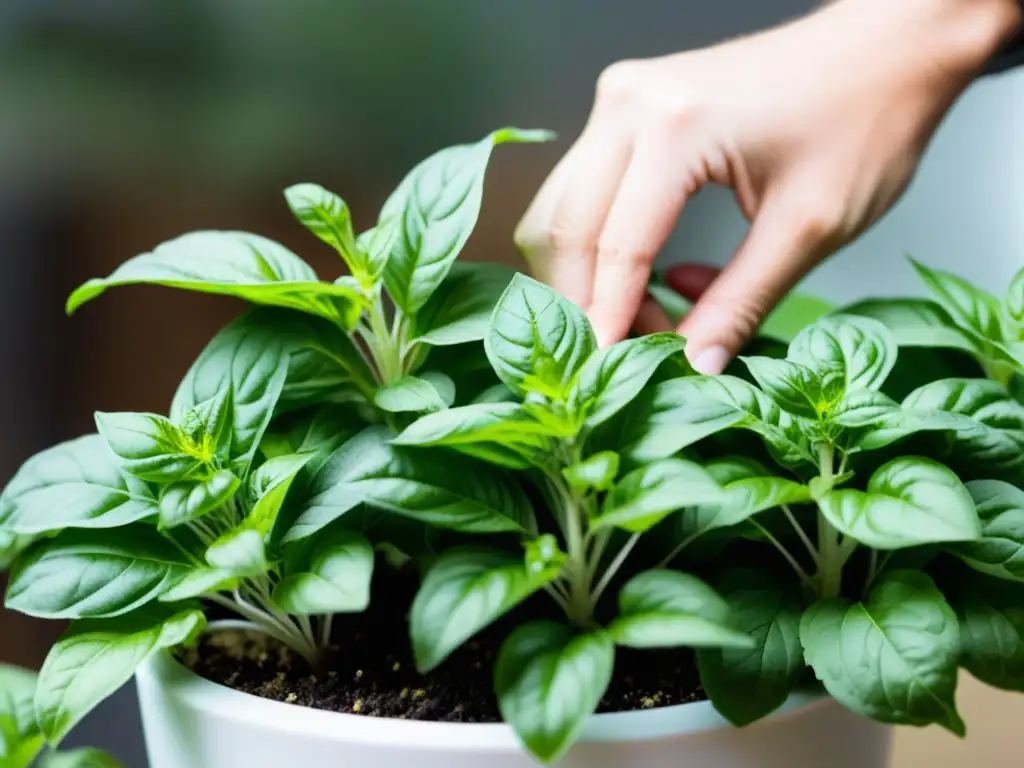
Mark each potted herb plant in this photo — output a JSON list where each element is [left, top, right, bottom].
[[1, 126, 1022, 768]]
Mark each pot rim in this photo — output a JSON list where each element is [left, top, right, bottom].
[[138, 651, 829, 752]]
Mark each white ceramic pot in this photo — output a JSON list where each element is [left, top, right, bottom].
[[136, 652, 892, 768]]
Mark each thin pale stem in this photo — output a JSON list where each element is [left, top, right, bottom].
[[586, 528, 613, 580], [877, 551, 894, 575], [863, 549, 879, 595], [160, 532, 203, 567], [207, 619, 264, 633], [320, 615, 334, 650], [655, 532, 698, 570], [206, 594, 318, 664], [547, 578, 571, 601], [591, 534, 640, 606], [368, 293, 401, 383], [235, 587, 318, 659], [543, 584, 570, 613], [750, 520, 810, 582], [781, 505, 819, 566]]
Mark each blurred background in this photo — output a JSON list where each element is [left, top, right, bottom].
[[0, 1, 1020, 765]]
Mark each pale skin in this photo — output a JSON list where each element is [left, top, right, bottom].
[[515, 0, 1023, 373]]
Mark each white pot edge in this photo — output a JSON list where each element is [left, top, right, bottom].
[[137, 650, 829, 752]]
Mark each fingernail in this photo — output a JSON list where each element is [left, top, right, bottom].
[[686, 344, 730, 375]]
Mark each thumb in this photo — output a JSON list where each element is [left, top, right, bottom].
[[678, 191, 838, 374]]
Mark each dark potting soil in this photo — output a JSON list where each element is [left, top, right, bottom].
[[183, 568, 706, 722]]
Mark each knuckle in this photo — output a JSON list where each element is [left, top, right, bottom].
[[647, 91, 702, 131], [595, 60, 646, 107], [547, 214, 590, 257], [597, 236, 653, 268], [784, 192, 849, 247]]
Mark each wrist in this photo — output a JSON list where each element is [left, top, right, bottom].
[[933, 0, 1023, 72], [835, 0, 1022, 76]]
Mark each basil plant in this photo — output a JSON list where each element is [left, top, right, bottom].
[[397, 265, 1024, 761], [0, 128, 553, 747], [846, 258, 1024, 389], [2, 113, 1022, 768]]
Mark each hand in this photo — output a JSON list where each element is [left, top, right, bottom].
[[515, 0, 1021, 373]]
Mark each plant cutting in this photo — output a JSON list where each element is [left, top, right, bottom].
[[0, 113, 1021, 767]]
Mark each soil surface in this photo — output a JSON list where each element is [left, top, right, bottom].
[[183, 569, 706, 722]]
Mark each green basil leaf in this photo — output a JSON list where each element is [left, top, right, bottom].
[[817, 457, 980, 550], [179, 388, 233, 465], [741, 356, 833, 419], [562, 451, 619, 493], [678, 458, 810, 542], [37, 748, 126, 768], [495, 622, 613, 764], [696, 570, 805, 726], [471, 382, 517, 405], [953, 480, 1024, 581], [420, 371, 457, 407], [206, 528, 267, 579], [594, 377, 746, 463], [94, 412, 206, 482], [374, 376, 447, 414], [66, 231, 365, 328], [411, 547, 557, 672], [245, 453, 312, 538], [0, 723, 42, 768], [283, 183, 362, 273], [393, 402, 554, 469], [847, 409, 975, 454], [1008, 266, 1024, 328], [283, 427, 535, 543], [158, 470, 240, 530], [950, 575, 1024, 692], [911, 258, 1005, 344], [829, 390, 902, 428], [571, 333, 686, 427], [594, 459, 724, 534], [411, 262, 516, 346], [355, 216, 401, 285], [788, 314, 897, 391], [903, 378, 1024, 483], [0, 664, 42, 766], [484, 273, 596, 397], [667, 376, 814, 466], [262, 405, 359, 475], [35, 604, 205, 744], [381, 128, 552, 313], [0, 435, 157, 535], [271, 310, 376, 412], [159, 567, 237, 602], [800, 570, 964, 734], [842, 297, 982, 356], [609, 569, 753, 649], [273, 527, 373, 615], [5, 528, 189, 619], [171, 311, 291, 476], [0, 531, 35, 572]]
